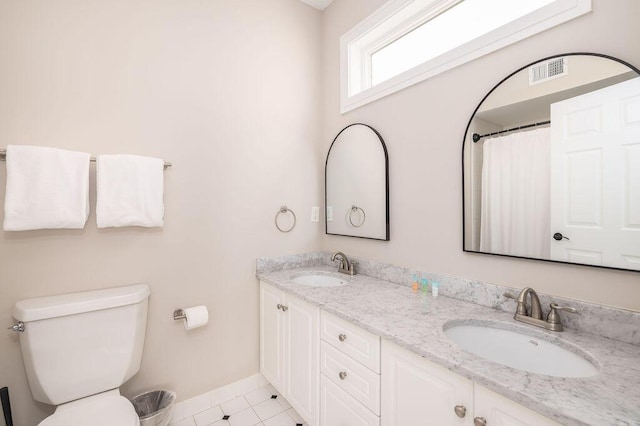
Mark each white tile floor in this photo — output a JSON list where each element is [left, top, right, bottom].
[[170, 384, 308, 426]]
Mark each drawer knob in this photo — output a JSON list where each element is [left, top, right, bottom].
[[474, 417, 487, 426], [276, 304, 282, 310], [339, 371, 347, 380], [454, 405, 466, 418], [338, 333, 347, 342]]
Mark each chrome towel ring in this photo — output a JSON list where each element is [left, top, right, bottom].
[[348, 205, 366, 227], [275, 206, 296, 233]]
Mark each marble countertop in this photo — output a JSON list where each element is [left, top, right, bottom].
[[257, 266, 640, 426]]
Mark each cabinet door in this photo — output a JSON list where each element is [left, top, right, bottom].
[[321, 375, 379, 426], [285, 295, 320, 426], [381, 340, 473, 426], [474, 385, 561, 426], [260, 282, 285, 393]]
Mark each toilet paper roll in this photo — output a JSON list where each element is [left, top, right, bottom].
[[182, 305, 208, 330]]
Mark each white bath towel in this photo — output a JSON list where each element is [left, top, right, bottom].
[[3, 145, 91, 231], [96, 154, 164, 228]]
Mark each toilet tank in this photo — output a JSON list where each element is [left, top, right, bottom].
[[13, 284, 150, 405]]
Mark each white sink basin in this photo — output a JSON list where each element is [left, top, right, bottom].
[[290, 272, 348, 287], [443, 320, 599, 378]]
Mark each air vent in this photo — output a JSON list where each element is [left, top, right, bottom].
[[529, 57, 568, 85]]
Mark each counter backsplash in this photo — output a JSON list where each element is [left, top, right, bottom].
[[256, 252, 640, 346]]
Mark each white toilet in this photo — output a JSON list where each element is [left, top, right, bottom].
[[13, 284, 150, 426]]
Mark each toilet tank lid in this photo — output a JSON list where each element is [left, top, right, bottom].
[[13, 284, 150, 322]]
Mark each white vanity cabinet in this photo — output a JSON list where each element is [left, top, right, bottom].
[[381, 339, 473, 425], [319, 311, 381, 426], [259, 281, 319, 426], [381, 340, 561, 426], [260, 282, 563, 426]]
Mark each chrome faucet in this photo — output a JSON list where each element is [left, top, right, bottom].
[[331, 251, 357, 275], [505, 287, 577, 332]]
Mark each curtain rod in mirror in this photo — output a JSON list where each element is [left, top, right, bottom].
[[472, 120, 551, 143]]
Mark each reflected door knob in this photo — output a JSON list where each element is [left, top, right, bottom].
[[553, 232, 569, 241]]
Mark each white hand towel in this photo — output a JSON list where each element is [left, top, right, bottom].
[[3, 145, 90, 231], [96, 154, 164, 228]]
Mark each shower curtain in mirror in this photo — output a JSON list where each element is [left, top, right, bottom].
[[479, 127, 551, 258]]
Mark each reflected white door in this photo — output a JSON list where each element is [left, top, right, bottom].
[[550, 77, 640, 269]]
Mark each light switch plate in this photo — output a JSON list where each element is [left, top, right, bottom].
[[327, 206, 333, 221], [311, 206, 320, 222]]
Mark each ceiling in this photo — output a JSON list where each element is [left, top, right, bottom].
[[298, 0, 334, 11]]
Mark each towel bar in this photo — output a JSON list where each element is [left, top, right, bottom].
[[0, 148, 171, 170]]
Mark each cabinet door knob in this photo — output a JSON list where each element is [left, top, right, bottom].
[[474, 417, 487, 426], [338, 333, 347, 342], [277, 304, 282, 310], [281, 305, 288, 312], [338, 371, 347, 380], [454, 405, 466, 418]]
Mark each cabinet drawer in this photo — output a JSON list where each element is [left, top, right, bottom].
[[321, 342, 381, 415], [321, 311, 381, 373], [321, 374, 380, 426]]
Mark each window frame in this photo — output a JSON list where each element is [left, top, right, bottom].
[[340, 0, 592, 114]]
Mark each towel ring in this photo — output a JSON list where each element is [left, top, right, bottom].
[[275, 206, 296, 233], [348, 205, 366, 228]]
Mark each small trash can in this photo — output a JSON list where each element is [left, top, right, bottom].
[[130, 390, 176, 426]]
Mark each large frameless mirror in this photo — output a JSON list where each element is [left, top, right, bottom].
[[326, 123, 389, 240], [463, 53, 640, 271]]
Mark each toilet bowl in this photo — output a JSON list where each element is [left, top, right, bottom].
[[13, 284, 150, 426]]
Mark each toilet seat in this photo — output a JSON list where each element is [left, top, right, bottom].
[[39, 390, 139, 426]]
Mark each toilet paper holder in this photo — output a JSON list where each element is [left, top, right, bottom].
[[173, 306, 209, 330]]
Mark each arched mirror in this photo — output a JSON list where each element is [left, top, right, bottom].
[[326, 123, 389, 240], [463, 53, 640, 271]]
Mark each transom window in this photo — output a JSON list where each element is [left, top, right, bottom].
[[340, 0, 592, 113]]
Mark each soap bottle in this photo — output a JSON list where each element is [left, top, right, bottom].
[[411, 275, 419, 292], [431, 281, 439, 297], [420, 278, 429, 294]]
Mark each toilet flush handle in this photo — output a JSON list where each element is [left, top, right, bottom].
[[8, 322, 24, 332]]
